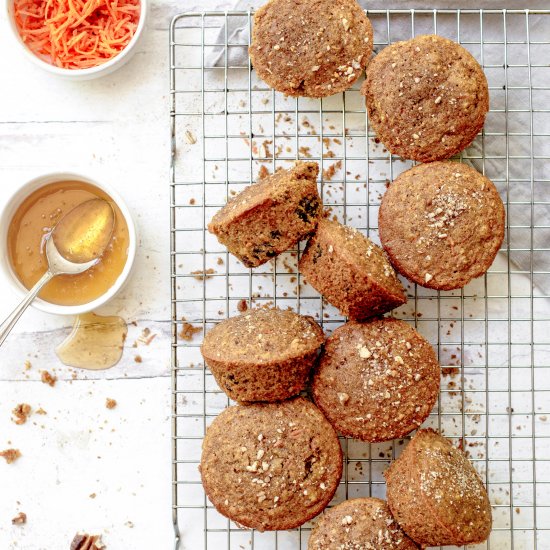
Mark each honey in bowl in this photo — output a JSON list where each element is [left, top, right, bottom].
[[8, 181, 129, 306]]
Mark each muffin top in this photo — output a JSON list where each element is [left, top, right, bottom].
[[200, 397, 343, 531], [208, 161, 319, 229], [385, 429, 492, 545], [362, 34, 489, 162], [309, 497, 419, 550], [305, 218, 406, 300], [250, 0, 373, 97], [312, 318, 440, 442], [378, 161, 505, 290], [201, 307, 324, 366]]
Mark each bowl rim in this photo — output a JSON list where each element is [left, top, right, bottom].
[[0, 171, 137, 315], [4, 0, 147, 77]]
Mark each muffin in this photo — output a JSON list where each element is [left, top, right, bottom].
[[201, 307, 324, 403], [298, 218, 406, 320], [385, 429, 492, 547], [378, 161, 505, 290], [308, 497, 419, 549], [208, 161, 321, 267], [312, 318, 440, 442], [200, 397, 343, 531], [249, 0, 373, 98], [362, 34, 489, 162]]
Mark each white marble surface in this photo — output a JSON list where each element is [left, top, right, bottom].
[[0, 1, 549, 549]]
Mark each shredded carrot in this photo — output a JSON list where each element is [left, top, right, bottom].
[[14, 0, 140, 69]]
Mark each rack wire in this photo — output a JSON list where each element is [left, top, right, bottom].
[[170, 9, 550, 550]]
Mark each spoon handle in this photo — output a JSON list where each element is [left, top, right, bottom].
[[0, 271, 54, 347]]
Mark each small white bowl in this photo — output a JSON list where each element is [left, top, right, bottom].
[[0, 172, 137, 315], [4, 0, 147, 80]]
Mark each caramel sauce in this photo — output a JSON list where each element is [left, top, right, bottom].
[[55, 312, 127, 370], [8, 181, 129, 306]]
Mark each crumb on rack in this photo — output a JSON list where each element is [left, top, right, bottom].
[[105, 399, 117, 410], [0, 448, 21, 464], [12, 403, 31, 425], [134, 355, 142, 363], [237, 299, 248, 313], [36, 408, 47, 415], [24, 360, 32, 370], [179, 322, 202, 341], [12, 512, 26, 525], [40, 370, 57, 387], [258, 165, 270, 179], [191, 268, 215, 280]]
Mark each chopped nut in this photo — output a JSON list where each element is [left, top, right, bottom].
[[337, 392, 350, 405], [70, 533, 105, 550], [12, 512, 26, 525], [311, 65, 320, 72], [412, 133, 420, 140], [342, 515, 353, 525], [425, 273, 433, 283], [394, 355, 404, 365], [358, 346, 371, 359], [342, 18, 349, 31], [184, 130, 196, 145], [435, 96, 442, 104]]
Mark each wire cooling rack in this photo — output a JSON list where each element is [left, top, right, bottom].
[[169, 9, 550, 550]]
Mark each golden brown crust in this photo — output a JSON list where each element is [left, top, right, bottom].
[[362, 35, 489, 162], [308, 497, 419, 549], [312, 318, 440, 442], [298, 218, 406, 320], [378, 161, 505, 290], [385, 429, 492, 547], [200, 398, 343, 531], [208, 161, 321, 267], [201, 307, 325, 402], [249, 0, 373, 97]]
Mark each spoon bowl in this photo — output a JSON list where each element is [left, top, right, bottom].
[[0, 198, 116, 346]]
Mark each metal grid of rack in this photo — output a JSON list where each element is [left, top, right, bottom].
[[170, 9, 550, 549]]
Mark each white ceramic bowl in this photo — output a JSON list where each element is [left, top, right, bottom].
[[5, 0, 147, 80], [0, 172, 137, 315]]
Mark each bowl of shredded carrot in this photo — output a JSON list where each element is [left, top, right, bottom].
[[7, 0, 145, 78]]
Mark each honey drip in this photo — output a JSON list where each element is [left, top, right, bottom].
[[55, 312, 127, 370]]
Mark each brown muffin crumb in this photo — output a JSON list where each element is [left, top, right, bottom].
[[12, 403, 32, 425], [179, 322, 202, 341], [41, 370, 57, 387], [105, 399, 117, 410], [0, 448, 21, 464], [12, 512, 27, 525]]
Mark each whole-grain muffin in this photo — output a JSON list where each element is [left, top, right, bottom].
[[200, 397, 343, 531], [201, 307, 324, 403], [308, 497, 419, 550], [208, 161, 321, 267], [378, 161, 505, 290], [312, 318, 440, 442], [385, 429, 492, 547], [362, 34, 489, 162], [298, 218, 406, 320], [249, 0, 373, 98]]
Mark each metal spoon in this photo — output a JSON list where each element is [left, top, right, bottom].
[[0, 199, 115, 346]]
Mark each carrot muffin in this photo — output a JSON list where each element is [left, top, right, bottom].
[[249, 0, 373, 98], [385, 429, 492, 547], [200, 397, 343, 531], [298, 218, 406, 320], [208, 161, 321, 267], [201, 307, 324, 403], [312, 318, 440, 442], [362, 34, 489, 162], [378, 161, 505, 290], [308, 497, 419, 549]]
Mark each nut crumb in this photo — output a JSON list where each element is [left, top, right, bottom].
[[40, 370, 56, 387], [70, 533, 105, 550], [12, 403, 31, 425], [0, 448, 21, 464], [12, 512, 26, 525], [185, 130, 197, 145]]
